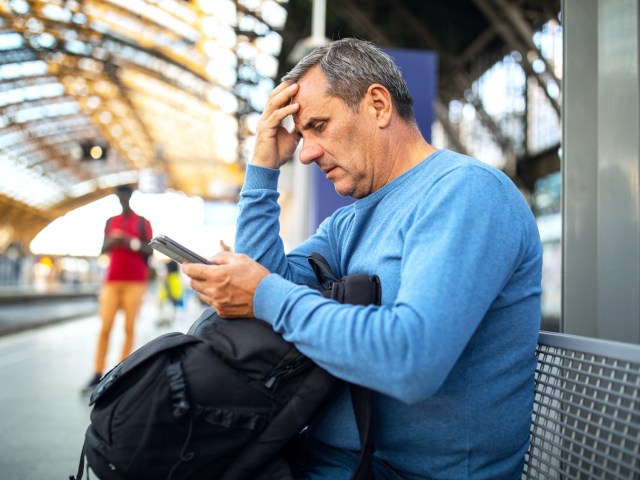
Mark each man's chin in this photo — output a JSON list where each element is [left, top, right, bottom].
[[333, 183, 358, 199]]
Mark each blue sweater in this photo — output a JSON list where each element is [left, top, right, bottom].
[[235, 149, 542, 479]]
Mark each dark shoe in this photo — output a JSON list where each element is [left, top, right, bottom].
[[81, 373, 102, 395]]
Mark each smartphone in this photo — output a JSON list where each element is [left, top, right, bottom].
[[148, 235, 213, 265]]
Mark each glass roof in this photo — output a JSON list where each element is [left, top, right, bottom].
[[0, 0, 288, 209]]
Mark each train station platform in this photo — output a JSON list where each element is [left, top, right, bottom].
[[0, 285, 100, 336], [0, 289, 205, 479]]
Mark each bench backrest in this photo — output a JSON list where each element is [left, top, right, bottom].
[[522, 331, 640, 479]]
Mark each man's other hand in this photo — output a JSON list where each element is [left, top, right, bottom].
[[182, 252, 270, 318]]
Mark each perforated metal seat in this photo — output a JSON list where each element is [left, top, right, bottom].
[[522, 332, 640, 479]]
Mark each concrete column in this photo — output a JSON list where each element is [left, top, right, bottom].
[[562, 0, 640, 342]]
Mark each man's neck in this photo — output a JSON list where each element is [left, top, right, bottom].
[[386, 123, 437, 182]]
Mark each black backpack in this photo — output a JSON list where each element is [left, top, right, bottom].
[[70, 253, 381, 480]]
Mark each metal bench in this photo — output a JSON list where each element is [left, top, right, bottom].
[[522, 332, 640, 479]]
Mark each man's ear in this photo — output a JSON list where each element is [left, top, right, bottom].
[[366, 84, 392, 128]]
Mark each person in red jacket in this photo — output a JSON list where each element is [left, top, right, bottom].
[[83, 185, 153, 393]]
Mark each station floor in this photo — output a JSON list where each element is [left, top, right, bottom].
[[0, 292, 206, 480]]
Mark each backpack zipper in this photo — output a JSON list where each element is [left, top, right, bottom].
[[264, 364, 294, 389]]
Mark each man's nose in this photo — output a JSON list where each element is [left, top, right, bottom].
[[299, 144, 324, 164]]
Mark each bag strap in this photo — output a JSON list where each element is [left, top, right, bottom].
[[350, 387, 374, 480], [308, 252, 339, 289], [69, 443, 87, 480], [307, 253, 377, 480]]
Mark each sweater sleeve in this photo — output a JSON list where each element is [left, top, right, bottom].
[[253, 166, 533, 404], [235, 163, 335, 286]]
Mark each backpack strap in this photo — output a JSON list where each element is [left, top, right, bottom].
[[308, 252, 339, 289], [69, 443, 87, 480], [350, 387, 374, 480], [307, 253, 377, 480]]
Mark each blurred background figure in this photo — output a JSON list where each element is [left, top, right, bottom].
[[83, 185, 153, 394], [32, 255, 57, 292], [155, 260, 184, 327]]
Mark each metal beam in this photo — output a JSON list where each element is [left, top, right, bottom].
[[453, 25, 499, 68], [491, 0, 561, 90], [472, 0, 561, 116], [330, 0, 393, 45], [390, 1, 448, 56]]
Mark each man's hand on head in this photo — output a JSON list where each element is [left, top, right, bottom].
[[252, 82, 301, 169], [181, 252, 270, 318]]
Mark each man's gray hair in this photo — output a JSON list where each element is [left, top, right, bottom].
[[282, 38, 415, 122]]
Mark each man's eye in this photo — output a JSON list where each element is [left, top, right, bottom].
[[314, 122, 325, 132]]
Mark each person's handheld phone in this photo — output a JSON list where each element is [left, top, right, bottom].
[[148, 235, 213, 265]]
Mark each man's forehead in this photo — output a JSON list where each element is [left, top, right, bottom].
[[292, 78, 330, 126], [292, 75, 328, 105], [292, 70, 326, 103]]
